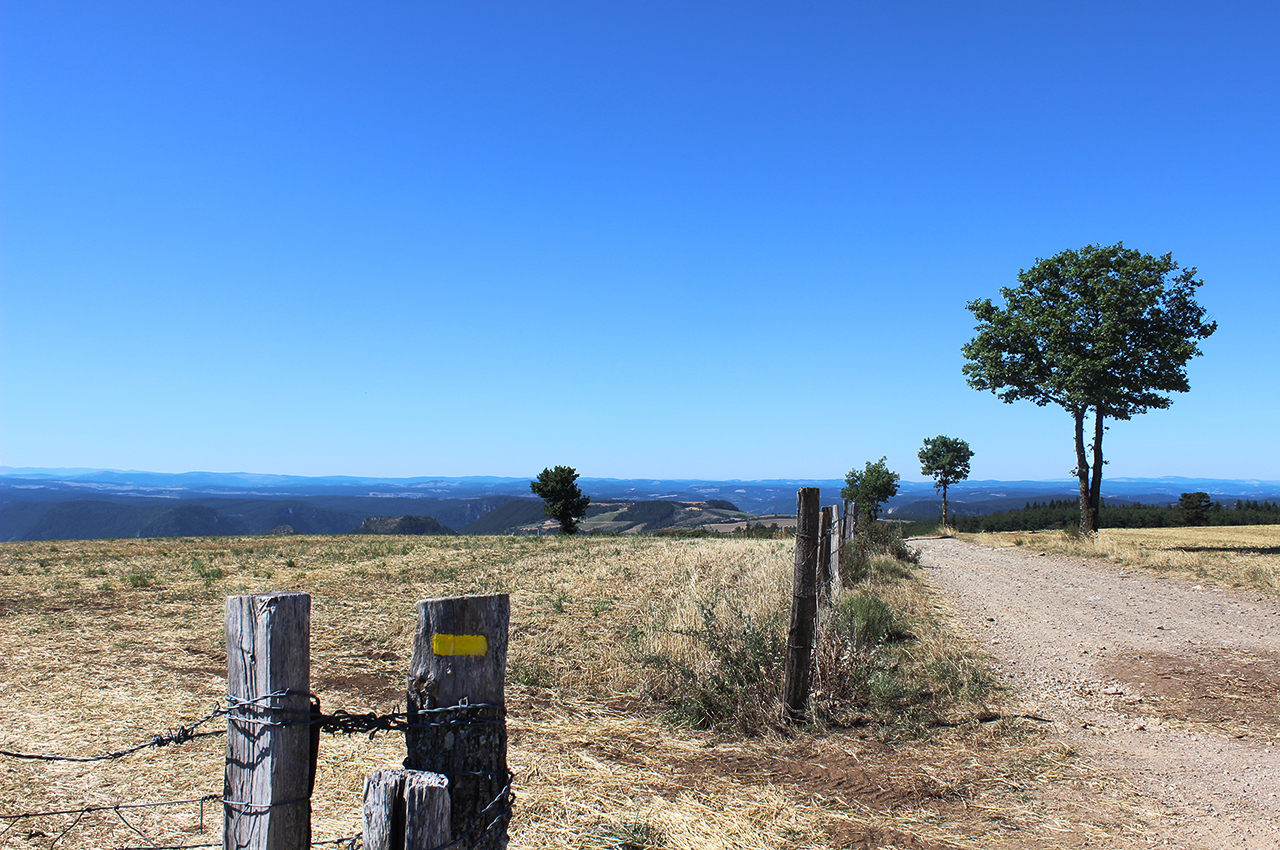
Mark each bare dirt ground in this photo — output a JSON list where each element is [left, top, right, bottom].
[[916, 536, 1280, 849]]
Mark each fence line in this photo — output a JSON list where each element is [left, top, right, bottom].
[[0, 698, 507, 849], [0, 698, 503, 764], [782, 489, 854, 721], [3, 592, 512, 849]]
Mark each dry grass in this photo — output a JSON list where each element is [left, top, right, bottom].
[[0, 534, 1139, 849], [961, 525, 1280, 594]]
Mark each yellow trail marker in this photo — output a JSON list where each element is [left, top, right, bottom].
[[432, 633, 488, 657]]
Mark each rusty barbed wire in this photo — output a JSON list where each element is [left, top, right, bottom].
[[1, 693, 502, 761], [0, 703, 226, 763], [2, 693, 511, 850]]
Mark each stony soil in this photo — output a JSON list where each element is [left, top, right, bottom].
[[916, 536, 1280, 849]]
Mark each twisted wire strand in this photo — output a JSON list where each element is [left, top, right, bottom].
[[1, 695, 502, 761], [0, 704, 227, 763], [3, 695, 513, 850], [0, 795, 221, 822]]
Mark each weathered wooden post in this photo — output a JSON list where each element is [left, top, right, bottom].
[[224, 592, 312, 850], [405, 594, 510, 850], [817, 505, 834, 607], [824, 501, 844, 601], [363, 769, 450, 850], [782, 488, 819, 722]]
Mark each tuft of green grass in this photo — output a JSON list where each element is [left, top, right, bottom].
[[830, 594, 897, 651], [509, 657, 555, 688], [191, 557, 225, 585], [125, 569, 156, 588], [591, 820, 666, 850]]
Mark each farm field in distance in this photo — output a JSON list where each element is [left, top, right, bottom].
[[3, 532, 1170, 849]]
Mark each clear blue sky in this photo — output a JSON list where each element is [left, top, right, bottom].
[[2, 1, 1277, 482]]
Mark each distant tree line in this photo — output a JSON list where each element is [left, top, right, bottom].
[[952, 495, 1280, 533]]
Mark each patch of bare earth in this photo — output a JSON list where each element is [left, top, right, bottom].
[[917, 536, 1280, 849]]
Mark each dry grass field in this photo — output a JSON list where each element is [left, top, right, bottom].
[[960, 524, 1280, 594], [1, 533, 1111, 849]]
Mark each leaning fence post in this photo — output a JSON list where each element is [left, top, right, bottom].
[[224, 592, 312, 850], [405, 594, 510, 849], [782, 488, 820, 722]]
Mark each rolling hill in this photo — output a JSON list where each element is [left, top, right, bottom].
[[4, 468, 1279, 541]]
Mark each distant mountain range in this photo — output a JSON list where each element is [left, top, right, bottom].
[[3, 467, 1278, 542]]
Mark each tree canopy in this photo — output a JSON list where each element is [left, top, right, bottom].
[[529, 465, 591, 535], [1177, 491, 1212, 526], [840, 457, 900, 523], [962, 243, 1215, 532], [918, 436, 973, 527]]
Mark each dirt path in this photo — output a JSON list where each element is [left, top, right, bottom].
[[916, 537, 1280, 850]]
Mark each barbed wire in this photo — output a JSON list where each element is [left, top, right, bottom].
[[5, 777, 510, 850], [0, 795, 222, 823], [0, 703, 227, 763], [0, 795, 219, 845], [0, 693, 502, 762], [437, 772, 514, 850], [2, 693, 511, 850]]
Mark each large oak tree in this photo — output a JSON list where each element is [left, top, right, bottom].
[[962, 243, 1215, 533]]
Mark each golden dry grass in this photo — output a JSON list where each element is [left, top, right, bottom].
[[961, 525, 1280, 594], [0, 533, 1137, 849]]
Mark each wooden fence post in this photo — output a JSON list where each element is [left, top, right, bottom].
[[782, 488, 820, 722], [826, 505, 844, 601], [224, 592, 312, 850], [405, 594, 510, 850], [363, 769, 450, 850], [817, 505, 834, 607]]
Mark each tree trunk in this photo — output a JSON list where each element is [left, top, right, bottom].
[[940, 483, 949, 529], [1089, 407, 1106, 528], [1073, 407, 1097, 533]]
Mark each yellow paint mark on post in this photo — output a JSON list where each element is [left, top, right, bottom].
[[432, 633, 488, 657]]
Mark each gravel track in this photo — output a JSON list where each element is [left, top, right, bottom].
[[915, 536, 1280, 849]]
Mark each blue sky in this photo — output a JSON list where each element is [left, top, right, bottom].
[[2, 1, 1277, 482]]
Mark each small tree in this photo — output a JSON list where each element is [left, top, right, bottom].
[[840, 457, 900, 524], [918, 436, 973, 527], [530, 466, 591, 535], [1177, 491, 1212, 526], [962, 243, 1215, 533]]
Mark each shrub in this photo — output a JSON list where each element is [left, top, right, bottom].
[[644, 594, 785, 734], [840, 521, 919, 584], [831, 594, 896, 651]]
